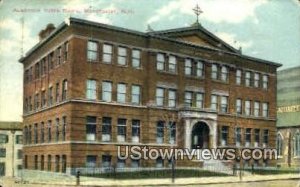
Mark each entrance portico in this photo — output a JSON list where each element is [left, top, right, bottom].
[[179, 110, 218, 149]]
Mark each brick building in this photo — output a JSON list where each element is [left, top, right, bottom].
[[276, 66, 300, 167], [19, 18, 281, 174]]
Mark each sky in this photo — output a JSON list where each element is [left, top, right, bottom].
[[0, 0, 299, 122]]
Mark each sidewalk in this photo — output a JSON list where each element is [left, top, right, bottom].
[[4, 173, 300, 187]]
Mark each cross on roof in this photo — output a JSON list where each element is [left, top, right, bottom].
[[193, 4, 203, 23]]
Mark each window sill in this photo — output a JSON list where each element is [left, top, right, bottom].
[[211, 79, 229, 84], [157, 70, 178, 76]]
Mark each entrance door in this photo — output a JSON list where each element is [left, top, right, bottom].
[[191, 122, 210, 149]]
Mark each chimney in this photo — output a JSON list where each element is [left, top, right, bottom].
[[39, 23, 56, 41]]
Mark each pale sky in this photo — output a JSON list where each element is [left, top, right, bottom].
[[0, 0, 299, 122]]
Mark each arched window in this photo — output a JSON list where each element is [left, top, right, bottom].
[[276, 134, 283, 157], [294, 133, 300, 157]]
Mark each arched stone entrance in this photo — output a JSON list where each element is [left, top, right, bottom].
[[191, 122, 210, 149]]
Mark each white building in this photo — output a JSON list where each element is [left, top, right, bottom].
[[0, 122, 23, 177]]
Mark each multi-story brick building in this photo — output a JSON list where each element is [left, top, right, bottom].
[[19, 18, 281, 174], [276, 66, 300, 167]]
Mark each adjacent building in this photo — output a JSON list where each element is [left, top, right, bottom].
[[19, 17, 281, 174], [0, 122, 23, 177], [276, 66, 300, 167]]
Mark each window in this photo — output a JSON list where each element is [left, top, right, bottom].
[[29, 96, 32, 111], [17, 150, 22, 159], [254, 101, 260, 117], [102, 117, 111, 142], [55, 83, 60, 103], [35, 62, 40, 79], [262, 102, 269, 117], [117, 47, 127, 65], [156, 157, 163, 168], [29, 67, 33, 81], [211, 64, 218, 79], [276, 134, 283, 157], [103, 44, 112, 63], [220, 96, 228, 113], [245, 100, 251, 116], [86, 155, 97, 168], [221, 126, 228, 146], [117, 158, 126, 168], [156, 121, 164, 144], [132, 120, 140, 143], [86, 116, 97, 141], [236, 99, 242, 115], [24, 98, 28, 112], [41, 155, 44, 171], [64, 42, 69, 61], [236, 69, 242, 85], [87, 41, 98, 61], [245, 128, 251, 147], [235, 128, 241, 147], [0, 134, 8, 143], [184, 59, 192, 75], [48, 87, 53, 106], [34, 123, 38, 144], [102, 81, 112, 102], [55, 155, 60, 172], [40, 122, 44, 143], [262, 75, 268, 89], [132, 49, 141, 68], [117, 83, 126, 103], [34, 155, 38, 170], [62, 116, 66, 141], [41, 90, 46, 107], [221, 66, 228, 82], [16, 135, 23, 144], [41, 58, 46, 75], [47, 120, 52, 142], [245, 71, 251, 86], [211, 95, 218, 111], [254, 129, 260, 147], [156, 88, 164, 106], [131, 159, 139, 168], [47, 155, 51, 171], [156, 53, 165, 71], [57, 47, 62, 65], [0, 163, 5, 176], [28, 125, 32, 144], [169, 122, 176, 144], [168, 90, 176, 108], [34, 93, 39, 110], [168, 55, 176, 73], [0, 148, 6, 157], [55, 118, 60, 142], [25, 155, 28, 169], [62, 79, 68, 101], [196, 93, 204, 108], [24, 127, 28, 144], [254, 73, 260, 87], [294, 133, 300, 156], [263, 130, 269, 147], [62, 155, 67, 173], [117, 119, 126, 142], [49, 52, 54, 70], [196, 61, 204, 77], [102, 155, 111, 168], [184, 91, 193, 107], [131, 85, 141, 104], [86, 80, 97, 100]]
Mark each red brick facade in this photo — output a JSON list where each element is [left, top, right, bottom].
[[20, 18, 281, 174]]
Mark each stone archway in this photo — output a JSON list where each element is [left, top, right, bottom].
[[191, 122, 210, 149]]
